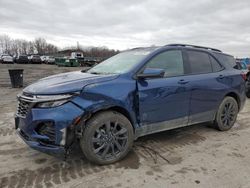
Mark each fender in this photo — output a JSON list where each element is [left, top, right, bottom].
[[70, 77, 140, 129]]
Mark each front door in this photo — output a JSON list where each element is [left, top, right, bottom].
[[136, 50, 191, 136]]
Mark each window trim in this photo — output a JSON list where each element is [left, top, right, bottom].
[[209, 54, 225, 72], [135, 49, 187, 79]]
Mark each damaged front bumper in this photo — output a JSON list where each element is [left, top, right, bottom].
[[15, 101, 84, 156], [16, 128, 65, 156]]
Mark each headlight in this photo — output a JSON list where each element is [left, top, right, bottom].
[[35, 94, 77, 108], [36, 99, 69, 108]]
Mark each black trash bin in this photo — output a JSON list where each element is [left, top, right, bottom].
[[8, 69, 24, 88]]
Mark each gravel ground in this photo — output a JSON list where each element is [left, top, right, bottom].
[[0, 64, 250, 188]]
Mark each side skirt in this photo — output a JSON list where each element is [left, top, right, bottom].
[[134, 110, 216, 139], [135, 116, 188, 139]]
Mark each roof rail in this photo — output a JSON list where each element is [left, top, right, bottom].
[[166, 44, 222, 52]]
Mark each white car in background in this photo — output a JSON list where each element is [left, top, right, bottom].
[[47, 56, 55, 64], [0, 54, 13, 64], [41, 55, 49, 63]]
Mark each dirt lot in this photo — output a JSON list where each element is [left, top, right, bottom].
[[0, 64, 250, 188]]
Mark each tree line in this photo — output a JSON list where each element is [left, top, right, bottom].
[[0, 35, 58, 55], [0, 35, 119, 58]]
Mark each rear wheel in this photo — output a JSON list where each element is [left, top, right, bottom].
[[214, 97, 238, 131], [80, 111, 134, 165]]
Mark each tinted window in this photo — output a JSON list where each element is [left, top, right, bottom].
[[145, 50, 184, 77], [209, 55, 223, 72], [213, 53, 237, 69], [187, 50, 212, 74]]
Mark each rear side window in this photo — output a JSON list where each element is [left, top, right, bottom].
[[187, 50, 212, 74], [145, 50, 184, 77], [214, 53, 237, 69], [209, 55, 223, 72]]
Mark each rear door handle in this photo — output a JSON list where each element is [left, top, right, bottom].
[[178, 79, 189, 84]]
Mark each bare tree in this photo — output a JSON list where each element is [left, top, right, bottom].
[[0, 35, 12, 54], [0, 34, 117, 58], [27, 41, 35, 55]]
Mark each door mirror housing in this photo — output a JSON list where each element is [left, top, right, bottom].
[[137, 68, 165, 79]]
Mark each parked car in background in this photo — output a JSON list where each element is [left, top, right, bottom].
[[236, 60, 250, 97], [40, 55, 49, 63], [15, 55, 29, 64], [246, 75, 250, 98], [241, 58, 250, 67], [47, 56, 55, 64], [27, 55, 32, 62], [0, 54, 13, 64], [235, 60, 247, 78], [30, 55, 41, 64], [15, 44, 246, 165]]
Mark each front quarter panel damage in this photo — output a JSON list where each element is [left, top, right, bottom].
[[71, 77, 138, 130]]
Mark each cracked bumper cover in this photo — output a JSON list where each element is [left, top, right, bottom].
[[17, 128, 65, 155], [15, 102, 84, 156]]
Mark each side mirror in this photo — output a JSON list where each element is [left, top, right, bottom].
[[137, 68, 165, 79]]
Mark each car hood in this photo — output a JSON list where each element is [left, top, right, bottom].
[[23, 71, 119, 95]]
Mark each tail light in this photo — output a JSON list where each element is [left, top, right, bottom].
[[241, 72, 247, 81]]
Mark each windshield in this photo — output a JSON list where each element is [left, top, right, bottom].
[[87, 50, 151, 74]]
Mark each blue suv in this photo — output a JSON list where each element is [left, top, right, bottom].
[[15, 44, 246, 164]]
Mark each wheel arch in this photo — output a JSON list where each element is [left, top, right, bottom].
[[224, 92, 241, 109], [83, 105, 136, 132]]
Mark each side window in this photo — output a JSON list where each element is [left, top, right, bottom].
[[209, 55, 223, 72], [187, 50, 212, 74], [214, 53, 237, 69], [145, 50, 184, 77]]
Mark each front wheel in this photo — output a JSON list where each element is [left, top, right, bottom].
[[214, 97, 239, 131], [80, 111, 134, 165]]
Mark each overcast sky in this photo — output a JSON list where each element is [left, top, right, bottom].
[[0, 0, 250, 57]]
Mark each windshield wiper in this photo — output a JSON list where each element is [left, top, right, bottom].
[[88, 71, 103, 75], [81, 68, 91, 73]]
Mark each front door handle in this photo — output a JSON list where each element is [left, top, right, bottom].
[[178, 79, 189, 84]]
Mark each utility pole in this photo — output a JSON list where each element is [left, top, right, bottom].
[[77, 41, 79, 50]]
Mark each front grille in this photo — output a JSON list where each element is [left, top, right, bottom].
[[16, 99, 32, 118], [16, 93, 36, 118]]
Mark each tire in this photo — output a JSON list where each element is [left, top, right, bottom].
[[214, 96, 239, 131], [80, 111, 134, 165], [246, 90, 250, 98]]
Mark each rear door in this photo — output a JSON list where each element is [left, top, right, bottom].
[[184, 50, 226, 125]]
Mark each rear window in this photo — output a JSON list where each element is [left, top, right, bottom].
[[213, 53, 237, 69]]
